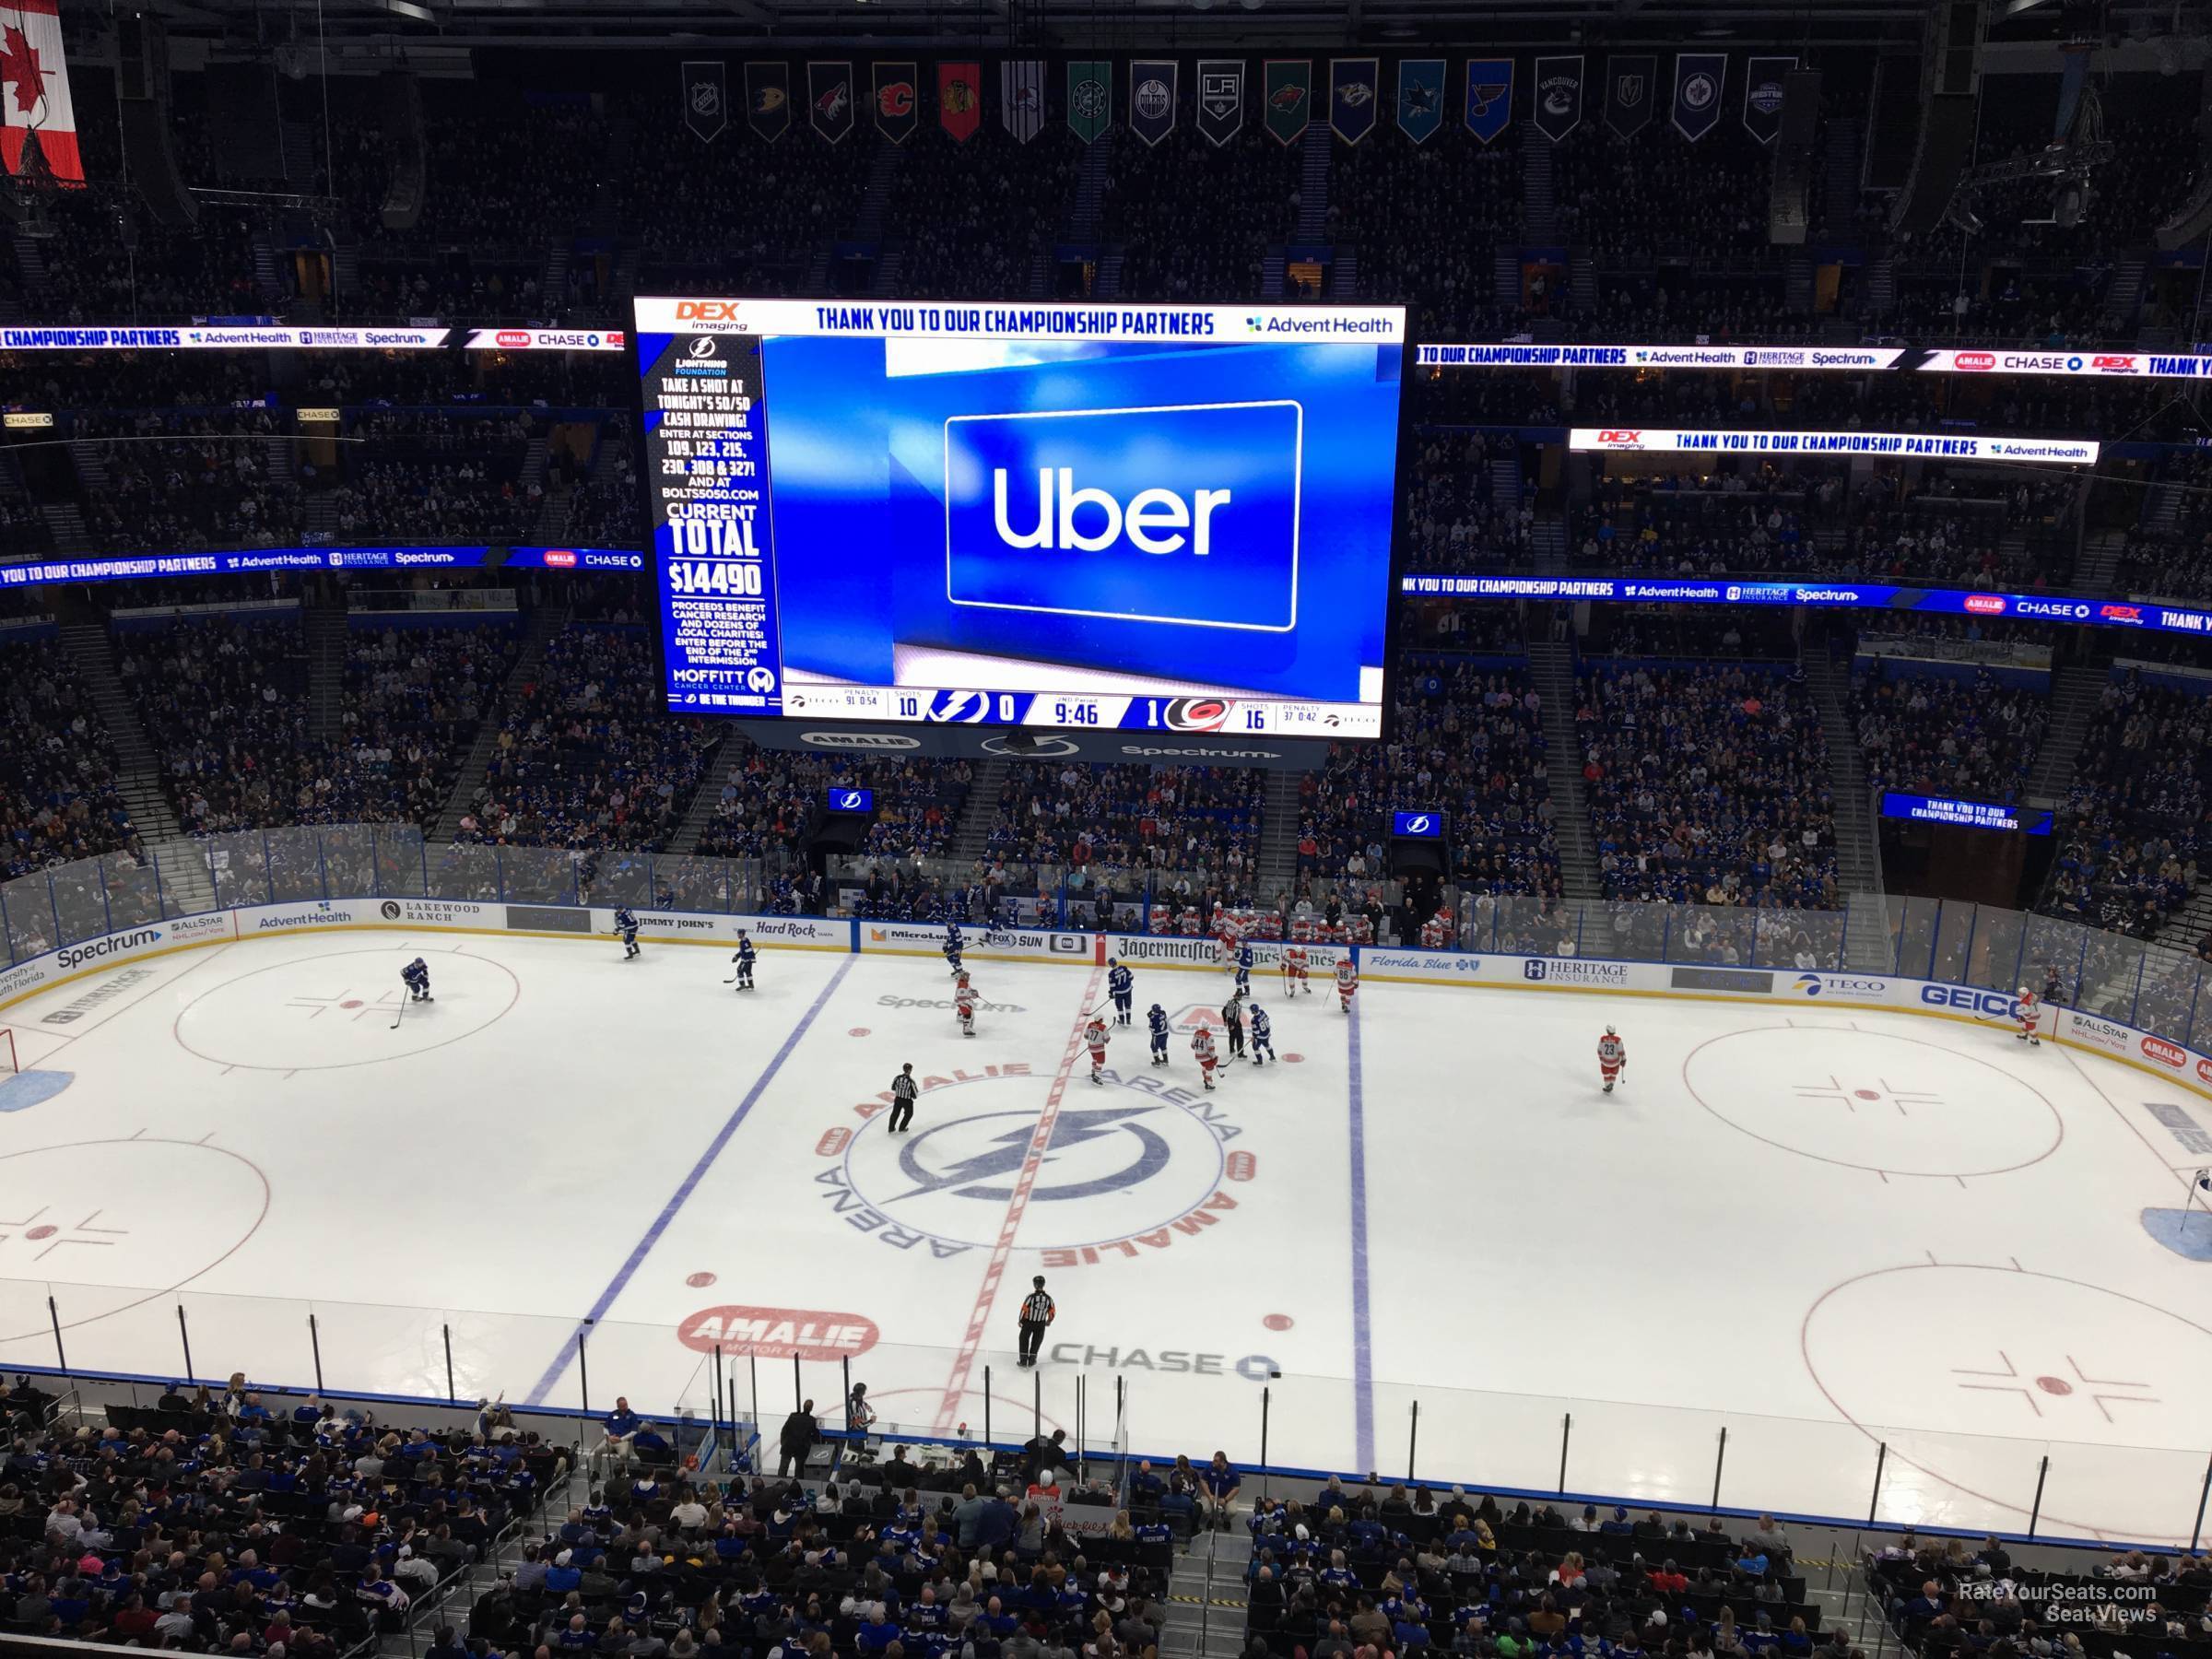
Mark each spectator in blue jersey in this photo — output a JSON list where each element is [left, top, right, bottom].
[[594, 1396, 641, 1472], [1200, 1452, 1241, 1534]]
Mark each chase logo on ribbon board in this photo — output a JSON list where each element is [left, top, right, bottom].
[[683, 60, 727, 143], [1533, 55, 1583, 142], [1672, 53, 1725, 141], [1397, 59, 1444, 145], [1330, 57, 1380, 145], [1264, 59, 1312, 146], [1197, 60, 1243, 147], [1464, 58, 1512, 143], [1130, 59, 1178, 147], [808, 62, 853, 143], [1606, 54, 1654, 138], [746, 62, 790, 143]]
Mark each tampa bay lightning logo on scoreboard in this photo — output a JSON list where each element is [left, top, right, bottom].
[[926, 689, 992, 724]]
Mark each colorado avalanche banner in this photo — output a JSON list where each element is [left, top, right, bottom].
[[872, 63, 917, 143], [1, 0, 82, 185], [1067, 61, 1111, 144], [938, 63, 980, 142], [1464, 59, 1512, 144], [1397, 59, 1444, 145], [1533, 56, 1583, 142], [1330, 58, 1380, 145], [1743, 55, 1795, 144], [681, 61, 727, 144], [1264, 60, 1312, 147], [808, 62, 854, 143], [1130, 60, 1177, 147], [746, 62, 790, 142], [1672, 53, 1725, 141], [1001, 62, 1043, 142], [1606, 55, 1655, 138], [1197, 60, 1243, 147]]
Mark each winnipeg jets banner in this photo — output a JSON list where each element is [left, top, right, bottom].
[[1533, 56, 1583, 142], [1672, 53, 1726, 141], [1744, 55, 1794, 144], [808, 62, 854, 143], [1330, 58, 1380, 145], [682, 61, 727, 143], [939, 63, 980, 143], [746, 62, 791, 142], [1197, 60, 1244, 147], [1068, 61, 1111, 144], [1569, 427, 2100, 465], [1464, 59, 1512, 144], [873, 63, 918, 143], [1001, 62, 1044, 142], [1130, 60, 1178, 147], [1397, 59, 1444, 144], [1606, 55, 1655, 138], [1265, 60, 1312, 146], [1, 0, 82, 185]]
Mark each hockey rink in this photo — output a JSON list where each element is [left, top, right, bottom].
[[3, 929, 2210, 1546]]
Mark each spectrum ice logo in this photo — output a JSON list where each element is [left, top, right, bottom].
[[943, 401, 1302, 632]]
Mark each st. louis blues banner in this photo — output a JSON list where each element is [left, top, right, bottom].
[[1330, 58, 1380, 144], [1464, 59, 1512, 144], [1130, 60, 1178, 147], [873, 63, 918, 143], [1605, 55, 1654, 138], [1068, 61, 1111, 144], [1533, 55, 1583, 142], [1001, 61, 1044, 143], [1672, 53, 1725, 141], [745, 62, 790, 142], [1197, 60, 1243, 147], [939, 62, 980, 143], [682, 61, 727, 143], [1397, 59, 1444, 145], [808, 62, 854, 143], [1264, 60, 1312, 147], [1743, 54, 1795, 144]]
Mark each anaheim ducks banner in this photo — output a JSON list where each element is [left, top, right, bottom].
[[681, 60, 727, 143], [746, 62, 790, 143], [938, 62, 980, 142], [807, 61, 854, 143], [872, 62, 918, 143]]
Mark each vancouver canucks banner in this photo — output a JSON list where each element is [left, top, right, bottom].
[[1330, 58, 1380, 144], [1743, 54, 1795, 144], [1396, 59, 1444, 145], [745, 62, 790, 142], [1532, 56, 1583, 142], [682, 61, 727, 143], [1130, 60, 1178, 147], [873, 63, 918, 143], [1001, 62, 1043, 142], [1068, 61, 1111, 144], [807, 62, 854, 143], [1672, 53, 1725, 141], [1605, 55, 1654, 138], [1264, 60, 1312, 146], [938, 63, 980, 143], [1464, 59, 1512, 143], [1197, 60, 1243, 147]]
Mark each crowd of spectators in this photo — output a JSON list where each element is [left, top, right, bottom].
[[338, 623, 523, 827], [123, 618, 323, 835], [77, 412, 308, 554], [1849, 666, 2049, 806], [0, 637, 136, 878], [2041, 674, 2208, 939], [984, 762, 1265, 889], [893, 126, 1075, 300]]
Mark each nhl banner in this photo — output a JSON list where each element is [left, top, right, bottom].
[[1672, 53, 1725, 141], [1743, 54, 1795, 144], [1130, 60, 1177, 147], [681, 61, 727, 144], [1605, 55, 1654, 138], [1397, 60, 1444, 144], [939, 63, 981, 142], [1533, 56, 1583, 142], [808, 62, 854, 143], [1330, 58, 1380, 145], [1264, 60, 1312, 147], [1001, 61, 1044, 143], [1, 0, 82, 185], [746, 62, 791, 143], [1196, 60, 1243, 147], [1464, 59, 1512, 144], [1068, 61, 1111, 144], [873, 62, 918, 143]]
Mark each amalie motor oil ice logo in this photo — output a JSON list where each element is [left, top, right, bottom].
[[2141, 1035, 2187, 1068], [1955, 351, 1997, 371], [677, 1305, 879, 1359]]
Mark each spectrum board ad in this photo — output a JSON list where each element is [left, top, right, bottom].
[[633, 299, 1406, 739]]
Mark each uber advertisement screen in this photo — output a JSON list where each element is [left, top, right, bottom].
[[633, 299, 1406, 738]]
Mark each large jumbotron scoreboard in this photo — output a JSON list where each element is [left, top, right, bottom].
[[634, 299, 1409, 739]]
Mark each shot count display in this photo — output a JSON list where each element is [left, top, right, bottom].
[[634, 299, 1406, 737]]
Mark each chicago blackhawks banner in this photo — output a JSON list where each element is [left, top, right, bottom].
[[1001, 61, 1043, 142], [681, 61, 727, 144], [745, 62, 791, 143], [1264, 59, 1312, 147], [1744, 55, 1795, 144], [1672, 53, 1725, 141], [1532, 56, 1583, 142], [938, 63, 980, 142], [1605, 55, 1654, 138], [873, 62, 918, 143], [1196, 60, 1243, 147], [808, 62, 854, 143], [1, 0, 82, 185], [1464, 59, 1512, 144], [1329, 57, 1379, 145], [1130, 60, 1177, 147], [1397, 60, 1444, 145]]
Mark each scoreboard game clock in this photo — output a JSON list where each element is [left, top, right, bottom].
[[634, 299, 1407, 740]]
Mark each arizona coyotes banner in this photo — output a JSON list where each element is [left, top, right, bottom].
[[1329, 58, 1379, 145], [1397, 60, 1444, 145], [681, 61, 727, 144], [1605, 55, 1654, 138], [1464, 59, 1512, 144], [746, 62, 791, 142], [1672, 53, 1725, 141], [1001, 61, 1043, 142], [1264, 60, 1312, 147], [1067, 61, 1110, 144], [938, 63, 980, 142], [808, 62, 854, 143], [1533, 56, 1583, 142], [1196, 60, 1243, 147], [1744, 55, 1795, 144], [1130, 60, 1177, 147], [1, 0, 82, 185], [873, 62, 918, 143]]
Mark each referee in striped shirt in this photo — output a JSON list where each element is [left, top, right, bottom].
[[888, 1064, 918, 1133], [1017, 1276, 1055, 1367]]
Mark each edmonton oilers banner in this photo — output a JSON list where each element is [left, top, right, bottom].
[[1265, 60, 1312, 146], [938, 62, 980, 142], [807, 62, 854, 143], [1397, 59, 1444, 144], [1464, 59, 1512, 143], [1606, 54, 1654, 138], [745, 62, 789, 142], [1068, 61, 1111, 143], [1744, 54, 1794, 144], [872, 63, 918, 143], [1130, 60, 1177, 147], [1330, 58, 1380, 144], [1533, 56, 1583, 142], [1672, 53, 1725, 141], [1197, 60, 1243, 147], [1001, 62, 1043, 142], [682, 61, 727, 143]]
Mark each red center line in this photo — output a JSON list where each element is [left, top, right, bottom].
[[933, 964, 1105, 1434]]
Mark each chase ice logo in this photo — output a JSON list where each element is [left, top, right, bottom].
[[944, 401, 1302, 632]]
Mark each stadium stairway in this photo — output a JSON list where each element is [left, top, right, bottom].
[[2101, 256, 2147, 337], [431, 600, 571, 841], [1798, 646, 1885, 905], [8, 229, 50, 304], [669, 722, 747, 854], [36, 501, 88, 555], [1161, 1526, 1251, 1659], [948, 759, 1010, 865], [2073, 525, 2124, 594], [1817, 116, 1862, 237], [1520, 124, 1556, 242], [2155, 878, 2212, 959], [1295, 124, 1332, 241], [854, 142, 905, 241], [1258, 770, 1300, 902], [305, 598, 347, 742], [1522, 639, 1600, 899], [2025, 662, 2105, 800], [1068, 129, 1116, 245], [1327, 247, 1358, 299]]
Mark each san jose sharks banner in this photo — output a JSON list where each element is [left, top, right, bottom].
[[1130, 60, 1177, 147], [1397, 59, 1444, 145], [1001, 61, 1043, 143], [1264, 60, 1312, 147], [1330, 58, 1379, 144], [1743, 55, 1795, 144], [682, 61, 727, 143], [1197, 60, 1243, 147], [1464, 59, 1512, 144], [1672, 53, 1725, 141], [1533, 56, 1583, 142], [1606, 55, 1654, 138], [938, 62, 980, 143], [745, 62, 790, 143], [1068, 61, 1111, 144], [807, 62, 853, 143], [873, 63, 918, 143]]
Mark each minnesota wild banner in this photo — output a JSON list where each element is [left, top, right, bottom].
[[1329, 57, 1379, 144], [1068, 61, 1112, 144], [744, 62, 789, 143], [1264, 59, 1312, 147]]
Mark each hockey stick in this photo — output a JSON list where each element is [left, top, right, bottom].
[[390, 994, 407, 1032]]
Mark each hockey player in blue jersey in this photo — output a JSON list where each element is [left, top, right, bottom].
[[1107, 957, 1134, 1025], [1234, 943, 1253, 998], [401, 958, 432, 1002], [732, 932, 757, 992], [614, 906, 640, 959], [1249, 1004, 1275, 1065], [1147, 1003, 1171, 1065], [943, 923, 963, 978]]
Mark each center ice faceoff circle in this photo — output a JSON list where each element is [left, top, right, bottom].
[[173, 947, 522, 1071]]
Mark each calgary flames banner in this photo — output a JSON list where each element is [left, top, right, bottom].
[[2, 0, 82, 185]]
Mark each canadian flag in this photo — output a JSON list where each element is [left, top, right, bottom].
[[2, 0, 84, 186]]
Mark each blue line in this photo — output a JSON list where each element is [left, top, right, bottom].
[[524, 955, 854, 1406], [1346, 991, 1374, 1474]]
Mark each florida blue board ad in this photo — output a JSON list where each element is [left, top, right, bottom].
[[634, 299, 1406, 737]]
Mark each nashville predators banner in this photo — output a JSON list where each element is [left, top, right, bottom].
[[807, 61, 854, 144], [745, 62, 790, 143], [873, 62, 918, 143], [681, 61, 727, 144], [938, 62, 981, 142], [1329, 57, 1379, 145]]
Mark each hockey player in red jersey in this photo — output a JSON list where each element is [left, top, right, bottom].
[[1597, 1025, 1626, 1092], [1192, 1027, 1220, 1089], [1085, 1016, 1111, 1083], [2015, 986, 2041, 1047], [1335, 957, 1357, 1012], [1282, 944, 1310, 995], [955, 980, 979, 1038]]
